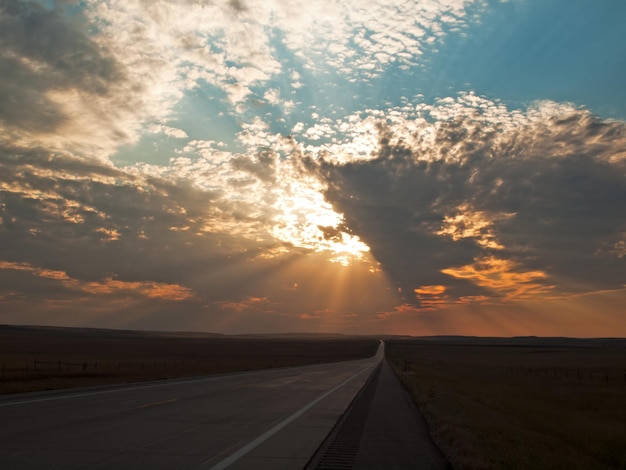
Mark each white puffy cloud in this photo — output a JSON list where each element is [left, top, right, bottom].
[[148, 124, 189, 139], [0, 0, 494, 159]]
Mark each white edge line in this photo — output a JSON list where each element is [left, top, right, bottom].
[[206, 364, 374, 470]]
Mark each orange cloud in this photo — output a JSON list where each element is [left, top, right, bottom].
[[414, 285, 446, 296], [442, 256, 553, 300], [456, 295, 491, 304], [216, 296, 270, 312], [381, 261, 550, 316], [413, 285, 450, 310], [81, 279, 194, 301], [0, 260, 194, 301], [375, 303, 421, 319], [0, 261, 71, 280], [95, 227, 121, 241]]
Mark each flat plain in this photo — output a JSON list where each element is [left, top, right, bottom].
[[0, 325, 378, 394], [5, 326, 625, 469], [386, 337, 626, 470]]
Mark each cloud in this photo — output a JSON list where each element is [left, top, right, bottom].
[[1, 1, 624, 334], [0, 142, 392, 332], [0, 1, 142, 155], [261, 0, 482, 78], [0, 261, 195, 301], [216, 296, 271, 312], [2, 90, 623, 331], [0, 144, 274, 297], [1, 1, 121, 89], [310, 96, 626, 308], [148, 124, 189, 139], [0, 0, 495, 160]]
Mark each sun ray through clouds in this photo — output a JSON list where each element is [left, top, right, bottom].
[[0, 0, 624, 335]]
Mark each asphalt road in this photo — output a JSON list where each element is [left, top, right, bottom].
[[0, 344, 383, 470]]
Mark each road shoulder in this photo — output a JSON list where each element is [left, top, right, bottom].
[[308, 359, 451, 470]]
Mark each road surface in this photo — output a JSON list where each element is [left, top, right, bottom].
[[0, 344, 383, 469]]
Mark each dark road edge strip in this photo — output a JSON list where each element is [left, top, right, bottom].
[[305, 362, 383, 470]]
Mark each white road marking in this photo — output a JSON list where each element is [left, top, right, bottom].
[[205, 364, 374, 470]]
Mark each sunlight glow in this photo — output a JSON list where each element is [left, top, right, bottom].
[[270, 174, 369, 265]]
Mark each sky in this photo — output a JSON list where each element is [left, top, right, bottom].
[[1, 0, 625, 336]]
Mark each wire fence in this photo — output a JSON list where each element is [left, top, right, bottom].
[[398, 358, 626, 386], [1, 356, 322, 382]]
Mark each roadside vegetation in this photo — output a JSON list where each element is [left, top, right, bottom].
[[387, 339, 626, 470], [0, 325, 378, 394]]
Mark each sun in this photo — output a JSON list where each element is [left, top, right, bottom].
[[323, 231, 370, 266], [270, 174, 369, 265]]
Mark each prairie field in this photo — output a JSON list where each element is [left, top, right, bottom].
[[0, 325, 378, 394], [386, 338, 626, 470]]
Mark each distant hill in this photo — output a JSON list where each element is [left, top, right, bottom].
[[389, 335, 626, 348], [0, 324, 225, 340], [2, 324, 623, 346]]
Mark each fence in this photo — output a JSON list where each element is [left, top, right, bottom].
[[0, 356, 312, 382], [398, 358, 626, 386]]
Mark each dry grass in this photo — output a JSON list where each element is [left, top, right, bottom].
[[0, 325, 378, 394], [387, 338, 626, 470]]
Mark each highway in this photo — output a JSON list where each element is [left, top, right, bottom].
[[0, 343, 383, 469]]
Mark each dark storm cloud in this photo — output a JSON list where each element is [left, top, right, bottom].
[[0, 0, 123, 132], [317, 137, 488, 303], [315, 107, 626, 306]]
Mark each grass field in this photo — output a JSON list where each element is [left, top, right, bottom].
[[386, 338, 626, 470], [0, 325, 378, 394]]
